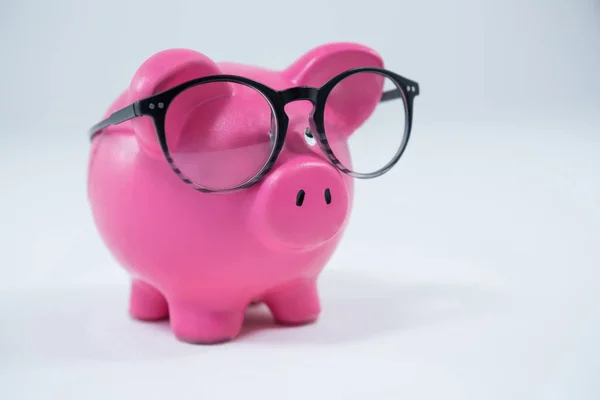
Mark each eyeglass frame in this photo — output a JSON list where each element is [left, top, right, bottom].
[[89, 66, 420, 193]]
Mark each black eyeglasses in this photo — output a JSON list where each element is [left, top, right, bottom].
[[89, 67, 420, 192]]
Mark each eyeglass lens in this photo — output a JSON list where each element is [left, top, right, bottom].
[[165, 81, 277, 191], [323, 71, 408, 176]]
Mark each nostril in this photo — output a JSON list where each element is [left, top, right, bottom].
[[296, 190, 305, 207], [324, 188, 332, 204]]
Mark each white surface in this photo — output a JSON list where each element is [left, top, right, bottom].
[[1, 0, 600, 399], [1, 120, 599, 399]]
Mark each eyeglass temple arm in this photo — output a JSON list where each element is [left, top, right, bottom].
[[89, 102, 141, 141], [380, 89, 401, 102], [380, 85, 419, 103]]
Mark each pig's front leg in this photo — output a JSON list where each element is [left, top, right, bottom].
[[264, 278, 321, 325], [168, 302, 245, 344], [129, 280, 169, 321]]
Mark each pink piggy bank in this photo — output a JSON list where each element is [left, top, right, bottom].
[[87, 42, 419, 344]]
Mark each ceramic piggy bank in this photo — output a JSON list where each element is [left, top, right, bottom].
[[87, 42, 419, 344]]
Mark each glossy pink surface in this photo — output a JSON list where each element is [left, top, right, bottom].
[[87, 42, 384, 343]]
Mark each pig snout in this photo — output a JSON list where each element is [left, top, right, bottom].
[[250, 156, 350, 250]]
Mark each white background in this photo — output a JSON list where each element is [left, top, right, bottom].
[[1, 0, 599, 399]]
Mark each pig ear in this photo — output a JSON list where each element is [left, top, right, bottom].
[[128, 48, 230, 156], [284, 42, 384, 86], [284, 43, 385, 135]]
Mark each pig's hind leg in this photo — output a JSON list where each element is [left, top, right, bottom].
[[129, 280, 169, 321], [264, 278, 321, 325]]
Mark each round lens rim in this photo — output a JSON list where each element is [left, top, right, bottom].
[[161, 79, 281, 192], [314, 68, 412, 179]]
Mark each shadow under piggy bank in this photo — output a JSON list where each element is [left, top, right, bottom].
[[239, 271, 505, 344], [0, 269, 505, 367]]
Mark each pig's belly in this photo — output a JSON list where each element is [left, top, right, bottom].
[[88, 132, 342, 305], [98, 208, 340, 306]]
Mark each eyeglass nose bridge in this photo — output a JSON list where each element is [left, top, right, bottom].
[[279, 86, 319, 105]]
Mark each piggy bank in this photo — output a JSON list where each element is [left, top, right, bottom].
[[87, 42, 419, 344]]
